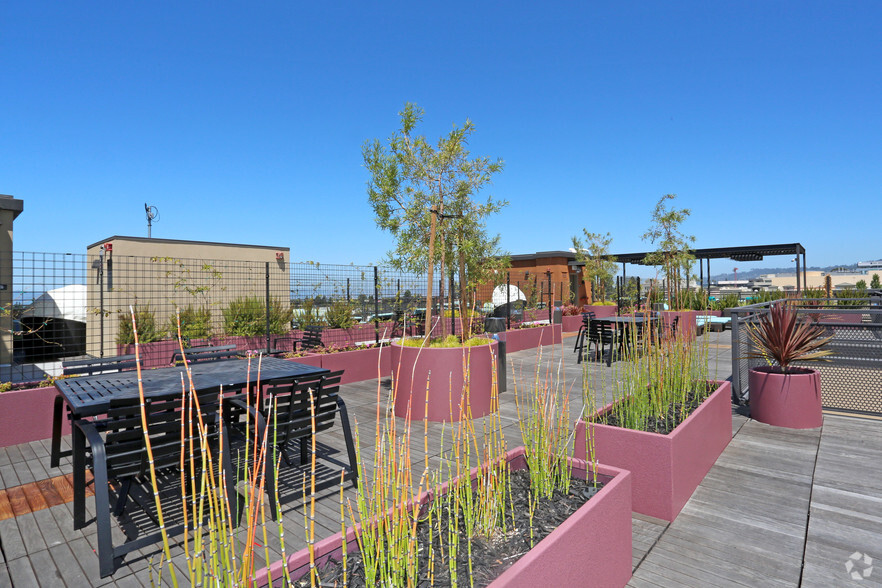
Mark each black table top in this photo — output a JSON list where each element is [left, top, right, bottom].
[[55, 357, 328, 417]]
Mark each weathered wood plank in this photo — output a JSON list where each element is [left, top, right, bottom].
[[6, 486, 30, 517], [0, 491, 13, 520]]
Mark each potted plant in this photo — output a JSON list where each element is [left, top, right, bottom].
[[574, 329, 731, 521], [744, 301, 833, 429], [390, 335, 498, 421], [258, 366, 633, 587], [363, 103, 509, 419]]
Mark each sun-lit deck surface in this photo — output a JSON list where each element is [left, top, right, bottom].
[[1, 331, 880, 587]]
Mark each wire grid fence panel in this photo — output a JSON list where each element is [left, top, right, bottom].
[[3, 252, 291, 381], [5, 252, 90, 376], [90, 254, 289, 364], [732, 300, 882, 415]]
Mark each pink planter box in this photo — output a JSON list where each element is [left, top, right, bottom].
[[391, 340, 498, 422], [502, 324, 561, 351], [502, 327, 543, 352], [319, 346, 392, 384], [660, 310, 699, 339], [574, 380, 732, 521], [255, 446, 632, 587], [0, 386, 66, 448], [284, 354, 323, 368], [561, 314, 584, 332]]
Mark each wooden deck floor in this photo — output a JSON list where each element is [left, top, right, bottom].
[[1, 331, 880, 587]]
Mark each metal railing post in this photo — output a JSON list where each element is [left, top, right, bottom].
[[374, 267, 380, 344], [265, 262, 271, 354]]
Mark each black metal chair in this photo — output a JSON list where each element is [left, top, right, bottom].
[[71, 388, 233, 578], [170, 344, 239, 365], [225, 370, 357, 524], [574, 312, 597, 364], [51, 355, 140, 468], [589, 321, 619, 366], [299, 325, 324, 350]]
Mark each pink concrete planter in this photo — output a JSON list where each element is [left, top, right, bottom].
[[660, 310, 699, 339], [748, 367, 822, 429], [574, 380, 732, 521], [391, 340, 498, 422], [542, 323, 563, 346], [255, 446, 632, 588], [119, 339, 182, 369], [319, 346, 392, 384], [0, 386, 67, 448], [284, 354, 323, 368], [501, 326, 542, 352], [561, 314, 584, 332], [503, 324, 561, 351]]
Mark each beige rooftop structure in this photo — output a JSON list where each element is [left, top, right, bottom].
[[85, 236, 290, 357]]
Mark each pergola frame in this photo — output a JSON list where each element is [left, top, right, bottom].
[[572, 243, 808, 294]]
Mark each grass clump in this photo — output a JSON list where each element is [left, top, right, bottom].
[[399, 335, 492, 348], [118, 304, 161, 344], [166, 304, 212, 340], [223, 296, 292, 336]]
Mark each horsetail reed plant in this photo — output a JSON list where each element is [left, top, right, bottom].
[[142, 308, 302, 587], [586, 303, 717, 435], [514, 349, 574, 499], [131, 306, 179, 588]]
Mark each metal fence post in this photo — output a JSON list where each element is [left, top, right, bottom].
[[730, 309, 741, 403], [506, 271, 511, 330], [265, 262, 271, 354], [374, 266, 380, 344]]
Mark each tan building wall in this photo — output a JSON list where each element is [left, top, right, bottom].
[[758, 270, 879, 291], [86, 237, 290, 357], [0, 196, 24, 365]]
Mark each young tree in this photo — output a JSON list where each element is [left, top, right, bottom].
[[363, 103, 506, 336], [871, 274, 880, 289], [641, 194, 695, 308], [571, 230, 617, 303]]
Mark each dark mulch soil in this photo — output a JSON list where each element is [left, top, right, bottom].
[[602, 383, 719, 435], [292, 469, 603, 587]]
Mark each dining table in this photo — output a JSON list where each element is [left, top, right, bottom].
[[50, 356, 329, 466]]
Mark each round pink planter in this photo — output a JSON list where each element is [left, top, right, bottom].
[[391, 340, 498, 422], [748, 367, 823, 429]]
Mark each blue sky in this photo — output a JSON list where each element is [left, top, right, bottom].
[[3, 2, 880, 278]]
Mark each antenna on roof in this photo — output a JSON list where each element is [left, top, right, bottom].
[[145, 203, 159, 238]]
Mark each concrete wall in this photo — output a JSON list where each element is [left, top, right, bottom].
[[85, 236, 290, 357], [0, 196, 24, 365]]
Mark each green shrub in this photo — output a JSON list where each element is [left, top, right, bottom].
[[223, 297, 292, 336], [167, 305, 212, 340], [324, 299, 354, 329], [292, 298, 326, 329], [118, 304, 162, 344]]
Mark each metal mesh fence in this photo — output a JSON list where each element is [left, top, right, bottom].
[[3, 252, 568, 384], [731, 299, 882, 415]]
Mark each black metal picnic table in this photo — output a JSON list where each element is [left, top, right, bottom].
[[51, 357, 329, 463], [53, 356, 330, 575]]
